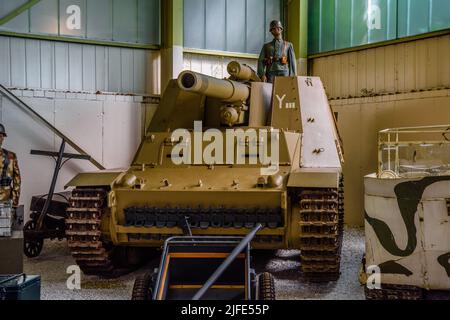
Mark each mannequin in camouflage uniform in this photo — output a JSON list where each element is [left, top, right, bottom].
[[257, 20, 297, 83], [0, 124, 21, 215]]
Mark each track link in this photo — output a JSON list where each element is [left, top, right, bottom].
[[66, 188, 116, 276], [298, 181, 344, 282], [365, 284, 423, 300]]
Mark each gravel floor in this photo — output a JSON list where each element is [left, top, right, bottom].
[[24, 227, 365, 300]]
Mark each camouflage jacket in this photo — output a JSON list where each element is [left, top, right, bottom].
[[257, 38, 297, 78], [0, 149, 21, 208]]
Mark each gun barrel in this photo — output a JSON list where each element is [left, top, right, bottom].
[[227, 61, 255, 81], [178, 70, 250, 103]]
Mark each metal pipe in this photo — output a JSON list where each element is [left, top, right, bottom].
[[192, 224, 262, 301], [227, 61, 255, 81], [37, 140, 66, 230], [0, 84, 105, 170], [178, 70, 250, 103]]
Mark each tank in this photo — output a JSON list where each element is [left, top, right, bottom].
[[65, 62, 345, 281], [362, 125, 450, 299]]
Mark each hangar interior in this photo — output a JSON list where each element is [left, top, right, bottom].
[[0, 0, 449, 300]]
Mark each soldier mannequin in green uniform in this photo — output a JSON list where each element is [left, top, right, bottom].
[[0, 124, 21, 217], [258, 20, 297, 83]]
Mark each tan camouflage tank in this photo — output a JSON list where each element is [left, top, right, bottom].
[[65, 61, 345, 280]]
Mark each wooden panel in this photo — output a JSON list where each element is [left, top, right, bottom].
[[394, 43, 406, 93], [404, 41, 416, 92], [332, 55, 341, 98], [347, 52, 358, 98], [437, 35, 450, 87], [356, 51, 367, 95], [340, 53, 349, 98], [384, 45, 396, 93], [366, 49, 376, 93], [415, 39, 428, 90], [311, 34, 450, 99], [425, 37, 439, 89], [375, 47, 385, 94]]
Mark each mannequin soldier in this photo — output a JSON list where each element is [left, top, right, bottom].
[[257, 20, 297, 83], [0, 124, 21, 218]]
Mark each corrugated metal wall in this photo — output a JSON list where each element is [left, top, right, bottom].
[[0, 36, 160, 94], [184, 0, 282, 54], [0, 0, 160, 46], [308, 0, 450, 55], [311, 34, 450, 99]]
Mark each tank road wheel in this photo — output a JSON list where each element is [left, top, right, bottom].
[[132, 273, 155, 301], [258, 272, 276, 300], [23, 220, 44, 258], [298, 184, 344, 282]]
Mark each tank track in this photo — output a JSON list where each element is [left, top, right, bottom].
[[298, 183, 344, 282], [65, 188, 116, 276], [365, 284, 423, 300]]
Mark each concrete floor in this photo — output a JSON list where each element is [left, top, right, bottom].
[[24, 227, 365, 300]]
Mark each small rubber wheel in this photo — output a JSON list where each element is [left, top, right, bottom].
[[131, 273, 154, 300], [23, 220, 44, 258], [258, 272, 276, 300]]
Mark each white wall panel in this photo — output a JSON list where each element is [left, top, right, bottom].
[[103, 101, 142, 169], [55, 99, 103, 163], [0, 91, 158, 219]]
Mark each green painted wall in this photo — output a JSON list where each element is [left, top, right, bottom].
[[308, 0, 450, 55], [0, 0, 160, 47]]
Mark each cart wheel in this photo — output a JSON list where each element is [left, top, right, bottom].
[[132, 273, 154, 300], [23, 220, 44, 258], [258, 272, 276, 300]]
